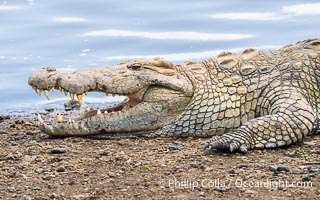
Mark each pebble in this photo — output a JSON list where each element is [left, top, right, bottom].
[[15, 120, 24, 125], [302, 175, 311, 182], [0, 130, 9, 134], [83, 172, 89, 177], [269, 165, 290, 172], [33, 187, 41, 191], [64, 100, 81, 111], [0, 115, 10, 122], [244, 189, 257, 194], [133, 162, 142, 168], [73, 194, 90, 200], [269, 165, 278, 172], [20, 196, 32, 200], [168, 146, 181, 151], [108, 172, 116, 178], [291, 168, 302, 174], [238, 163, 248, 168], [45, 108, 55, 112], [308, 166, 319, 173], [7, 187, 15, 193], [142, 161, 151, 165], [56, 167, 65, 172], [277, 165, 290, 172], [190, 152, 198, 156], [303, 141, 316, 146], [190, 162, 199, 168], [49, 193, 57, 199], [99, 151, 109, 156], [204, 167, 214, 172], [25, 131, 36, 135], [35, 168, 44, 174], [229, 169, 238, 174], [50, 148, 66, 154], [199, 191, 205, 197], [216, 187, 230, 192]]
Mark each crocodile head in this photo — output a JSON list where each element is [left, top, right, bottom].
[[28, 58, 193, 136]]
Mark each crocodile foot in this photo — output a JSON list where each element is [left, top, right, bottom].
[[204, 135, 248, 153]]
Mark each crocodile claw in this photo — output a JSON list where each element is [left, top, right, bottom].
[[204, 135, 248, 154]]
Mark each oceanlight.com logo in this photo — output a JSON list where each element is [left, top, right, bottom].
[[159, 178, 313, 190]]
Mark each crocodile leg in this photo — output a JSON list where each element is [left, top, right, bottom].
[[204, 90, 316, 153]]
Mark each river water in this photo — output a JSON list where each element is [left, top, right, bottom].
[[1, 0, 320, 114]]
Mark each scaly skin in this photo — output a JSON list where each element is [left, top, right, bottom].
[[29, 38, 320, 153]]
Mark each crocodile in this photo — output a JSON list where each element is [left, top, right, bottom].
[[28, 38, 320, 153]]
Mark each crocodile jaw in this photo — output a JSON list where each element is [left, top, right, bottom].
[[29, 58, 193, 136], [36, 86, 191, 136], [38, 101, 169, 136]]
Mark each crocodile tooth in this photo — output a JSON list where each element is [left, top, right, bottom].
[[44, 90, 50, 100], [85, 91, 88, 96], [32, 86, 38, 94], [36, 89, 42, 96], [68, 119, 72, 123], [57, 113, 63, 123], [77, 94, 83, 104], [112, 93, 115, 97], [51, 87, 55, 91], [63, 90, 68, 96], [97, 109, 102, 115], [37, 113, 44, 123], [52, 109, 57, 118], [70, 93, 75, 100], [71, 120, 75, 123]]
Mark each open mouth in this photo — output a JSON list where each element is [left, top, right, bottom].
[[30, 81, 186, 136], [30, 84, 149, 122]]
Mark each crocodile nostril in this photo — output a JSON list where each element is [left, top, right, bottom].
[[128, 63, 142, 70]]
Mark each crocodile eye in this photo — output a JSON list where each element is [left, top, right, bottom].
[[128, 63, 143, 70]]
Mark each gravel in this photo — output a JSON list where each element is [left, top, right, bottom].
[[0, 115, 319, 199]]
